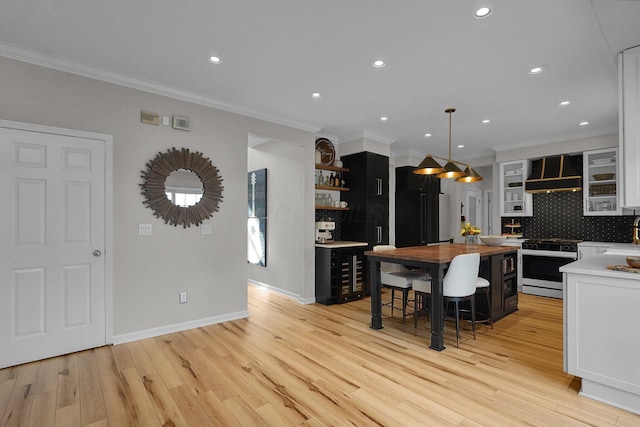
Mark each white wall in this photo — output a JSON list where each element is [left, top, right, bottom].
[[0, 56, 316, 340], [247, 140, 310, 301]]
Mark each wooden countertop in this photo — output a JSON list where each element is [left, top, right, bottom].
[[365, 243, 517, 263], [315, 241, 368, 248]]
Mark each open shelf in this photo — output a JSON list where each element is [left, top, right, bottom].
[[316, 185, 349, 191], [315, 164, 349, 172], [315, 206, 349, 211]]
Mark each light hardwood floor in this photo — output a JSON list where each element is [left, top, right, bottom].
[[1, 286, 639, 426]]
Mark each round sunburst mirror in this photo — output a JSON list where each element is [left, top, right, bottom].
[[140, 147, 224, 227]]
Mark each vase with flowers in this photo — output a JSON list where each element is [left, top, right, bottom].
[[460, 222, 481, 245]]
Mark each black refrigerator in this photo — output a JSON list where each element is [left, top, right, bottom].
[[395, 166, 444, 247]]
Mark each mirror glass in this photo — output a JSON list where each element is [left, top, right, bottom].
[[140, 147, 224, 228], [165, 169, 203, 207]]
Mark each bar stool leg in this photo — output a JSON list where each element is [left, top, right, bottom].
[[485, 291, 493, 329], [471, 298, 476, 340], [401, 289, 409, 331], [454, 300, 460, 348]]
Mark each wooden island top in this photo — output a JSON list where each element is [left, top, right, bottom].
[[365, 243, 519, 351], [365, 243, 516, 264]]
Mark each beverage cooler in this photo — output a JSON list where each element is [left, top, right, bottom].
[[315, 246, 366, 305]]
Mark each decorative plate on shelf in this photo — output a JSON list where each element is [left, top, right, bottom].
[[591, 158, 614, 165], [315, 138, 335, 166]]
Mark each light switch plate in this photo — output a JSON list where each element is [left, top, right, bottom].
[[200, 223, 212, 235], [139, 224, 152, 235]]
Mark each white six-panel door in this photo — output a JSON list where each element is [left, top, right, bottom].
[[0, 126, 107, 368]]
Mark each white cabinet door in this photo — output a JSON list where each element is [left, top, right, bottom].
[[583, 148, 621, 215], [619, 45, 640, 208], [499, 160, 532, 217]]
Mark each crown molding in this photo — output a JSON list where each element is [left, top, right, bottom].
[[339, 130, 396, 145], [0, 42, 322, 134], [491, 128, 618, 153]]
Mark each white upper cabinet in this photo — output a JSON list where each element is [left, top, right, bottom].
[[499, 160, 533, 217], [583, 148, 621, 216], [619, 45, 640, 208]]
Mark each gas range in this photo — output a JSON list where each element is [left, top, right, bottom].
[[522, 238, 582, 252], [521, 238, 582, 299]]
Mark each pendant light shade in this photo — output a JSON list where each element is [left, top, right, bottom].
[[436, 161, 465, 179], [455, 166, 483, 182], [414, 155, 445, 175], [413, 107, 482, 183]]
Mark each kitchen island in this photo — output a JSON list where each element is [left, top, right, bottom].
[[365, 244, 519, 351], [561, 254, 640, 415]]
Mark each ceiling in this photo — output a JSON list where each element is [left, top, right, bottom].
[[1, 0, 640, 162]]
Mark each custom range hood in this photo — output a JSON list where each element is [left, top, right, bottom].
[[525, 155, 582, 193]]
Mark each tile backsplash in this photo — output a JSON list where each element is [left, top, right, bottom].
[[501, 191, 638, 242]]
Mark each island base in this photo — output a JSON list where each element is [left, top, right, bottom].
[[580, 379, 640, 415]]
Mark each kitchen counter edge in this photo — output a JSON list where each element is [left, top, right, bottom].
[[560, 254, 640, 281]]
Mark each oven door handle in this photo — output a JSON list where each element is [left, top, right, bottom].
[[521, 249, 577, 259]]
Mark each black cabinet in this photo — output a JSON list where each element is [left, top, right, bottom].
[[480, 251, 519, 321], [315, 247, 366, 305], [395, 166, 440, 247], [340, 152, 389, 247]]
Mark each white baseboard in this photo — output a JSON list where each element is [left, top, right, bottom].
[[112, 280, 318, 345], [248, 280, 316, 304], [111, 309, 249, 345]]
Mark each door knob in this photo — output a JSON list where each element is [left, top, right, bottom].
[[93, 250, 102, 257]]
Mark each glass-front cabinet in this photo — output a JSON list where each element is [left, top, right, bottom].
[[499, 160, 533, 216], [583, 148, 621, 216]]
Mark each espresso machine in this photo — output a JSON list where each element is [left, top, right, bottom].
[[315, 221, 335, 243]]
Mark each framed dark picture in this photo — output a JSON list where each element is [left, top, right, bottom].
[[248, 169, 267, 266]]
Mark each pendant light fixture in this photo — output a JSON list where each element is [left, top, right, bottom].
[[413, 108, 483, 183]]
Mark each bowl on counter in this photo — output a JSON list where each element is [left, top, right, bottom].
[[479, 235, 508, 246], [626, 256, 640, 268], [592, 173, 615, 181]]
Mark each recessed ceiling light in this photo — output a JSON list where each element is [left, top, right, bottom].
[[380, 116, 389, 121], [579, 121, 590, 126], [482, 119, 491, 124], [373, 59, 386, 68], [424, 133, 432, 138], [208, 56, 221, 64], [474, 7, 492, 18], [559, 100, 571, 106], [311, 92, 322, 99], [457, 144, 465, 148], [528, 65, 547, 75]]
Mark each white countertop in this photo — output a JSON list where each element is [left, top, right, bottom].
[[579, 241, 640, 255], [315, 240, 368, 248], [560, 254, 640, 281]]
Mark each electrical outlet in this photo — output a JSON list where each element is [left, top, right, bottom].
[[179, 292, 188, 304]]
